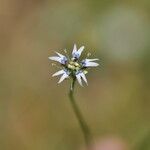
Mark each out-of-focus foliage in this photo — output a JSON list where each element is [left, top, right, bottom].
[[0, 0, 150, 150]]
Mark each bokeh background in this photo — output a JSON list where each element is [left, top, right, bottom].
[[0, 0, 150, 150]]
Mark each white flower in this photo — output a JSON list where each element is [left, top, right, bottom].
[[76, 71, 88, 86], [72, 44, 85, 59], [82, 59, 99, 67], [48, 52, 67, 65], [49, 44, 99, 86], [52, 69, 70, 83]]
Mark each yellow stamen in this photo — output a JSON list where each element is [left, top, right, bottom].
[[74, 62, 80, 67], [68, 64, 76, 70], [83, 70, 88, 74]]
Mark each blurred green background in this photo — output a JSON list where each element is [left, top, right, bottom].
[[0, 0, 150, 150]]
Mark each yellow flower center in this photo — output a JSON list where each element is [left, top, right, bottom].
[[67, 61, 81, 71]]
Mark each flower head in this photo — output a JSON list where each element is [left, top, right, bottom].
[[49, 44, 99, 86]]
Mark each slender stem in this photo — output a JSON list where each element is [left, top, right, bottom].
[[69, 78, 91, 147]]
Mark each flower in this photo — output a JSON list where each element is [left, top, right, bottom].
[[48, 52, 67, 65], [48, 44, 99, 86]]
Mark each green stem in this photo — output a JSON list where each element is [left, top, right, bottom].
[[69, 78, 91, 146]]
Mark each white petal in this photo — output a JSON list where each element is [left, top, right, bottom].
[[55, 51, 66, 58], [77, 46, 84, 57], [52, 70, 65, 77], [80, 72, 88, 85], [85, 62, 99, 67], [48, 56, 61, 63], [72, 44, 77, 55], [58, 73, 69, 83], [76, 73, 83, 86], [85, 58, 99, 62]]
